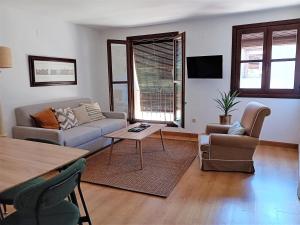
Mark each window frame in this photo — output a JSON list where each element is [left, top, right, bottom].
[[107, 39, 129, 112], [231, 19, 300, 98]]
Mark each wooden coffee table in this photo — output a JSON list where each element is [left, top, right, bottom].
[[104, 123, 166, 169]]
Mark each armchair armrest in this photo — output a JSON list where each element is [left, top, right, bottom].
[[102, 111, 127, 120], [206, 124, 231, 134], [12, 126, 64, 145], [210, 133, 258, 149]]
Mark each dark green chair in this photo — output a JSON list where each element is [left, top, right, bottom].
[[0, 138, 58, 216], [0, 178, 45, 215], [0, 158, 90, 225]]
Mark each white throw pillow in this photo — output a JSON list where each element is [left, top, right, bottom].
[[228, 121, 245, 135], [80, 102, 106, 122], [72, 105, 91, 125]]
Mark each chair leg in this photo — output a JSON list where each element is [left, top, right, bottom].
[[70, 191, 83, 225], [78, 184, 92, 225], [3, 204, 7, 214], [0, 205, 4, 220]]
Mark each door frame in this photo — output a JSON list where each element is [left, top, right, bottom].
[[107, 32, 186, 126], [173, 32, 186, 128], [126, 32, 179, 123]]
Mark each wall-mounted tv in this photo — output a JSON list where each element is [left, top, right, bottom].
[[187, 55, 223, 79]]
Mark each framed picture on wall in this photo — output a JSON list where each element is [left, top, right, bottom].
[[28, 55, 77, 87]]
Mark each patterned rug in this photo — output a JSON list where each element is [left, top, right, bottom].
[[82, 138, 198, 197]]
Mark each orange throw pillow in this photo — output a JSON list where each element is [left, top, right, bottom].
[[31, 108, 59, 129]]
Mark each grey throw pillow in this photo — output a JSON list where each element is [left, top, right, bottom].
[[72, 105, 91, 125], [228, 121, 245, 135]]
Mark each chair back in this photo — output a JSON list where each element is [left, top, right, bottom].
[[14, 158, 86, 214], [240, 102, 271, 138]]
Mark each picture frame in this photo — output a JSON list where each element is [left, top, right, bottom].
[[28, 55, 77, 87]]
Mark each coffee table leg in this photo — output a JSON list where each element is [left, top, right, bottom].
[[136, 140, 138, 154], [160, 129, 166, 151], [139, 140, 143, 169], [109, 138, 114, 164]]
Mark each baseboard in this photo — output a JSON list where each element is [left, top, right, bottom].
[[259, 140, 298, 149], [152, 131, 298, 147], [151, 130, 199, 142]]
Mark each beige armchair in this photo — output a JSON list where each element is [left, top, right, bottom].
[[201, 102, 271, 173]]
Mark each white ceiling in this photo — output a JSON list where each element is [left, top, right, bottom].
[[1, 0, 300, 28]]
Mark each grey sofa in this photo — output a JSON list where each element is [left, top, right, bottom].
[[12, 98, 127, 152]]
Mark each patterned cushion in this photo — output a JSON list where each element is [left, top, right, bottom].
[[80, 102, 106, 122], [55, 107, 79, 130]]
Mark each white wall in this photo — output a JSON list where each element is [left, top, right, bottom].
[[0, 6, 102, 136], [94, 6, 300, 143]]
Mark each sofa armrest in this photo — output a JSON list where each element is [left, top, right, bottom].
[[12, 126, 64, 145], [210, 133, 258, 149], [102, 112, 127, 120], [206, 124, 231, 134]]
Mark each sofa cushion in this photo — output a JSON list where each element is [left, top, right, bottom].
[[80, 102, 106, 121], [31, 108, 59, 129], [63, 126, 102, 147], [82, 118, 126, 135], [55, 107, 79, 130], [72, 106, 91, 125]]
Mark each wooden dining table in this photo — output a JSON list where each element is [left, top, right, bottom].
[[0, 137, 88, 193]]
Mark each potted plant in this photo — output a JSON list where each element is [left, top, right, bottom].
[[214, 90, 240, 125]]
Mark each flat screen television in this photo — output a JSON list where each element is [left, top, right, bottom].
[[187, 55, 223, 79]]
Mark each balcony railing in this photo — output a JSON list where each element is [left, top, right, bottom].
[[135, 87, 174, 122]]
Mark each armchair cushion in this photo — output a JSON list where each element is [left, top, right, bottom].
[[228, 121, 245, 135]]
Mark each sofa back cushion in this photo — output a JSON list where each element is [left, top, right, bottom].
[[15, 98, 92, 127]]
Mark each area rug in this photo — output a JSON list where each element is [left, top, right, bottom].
[[82, 138, 198, 197]]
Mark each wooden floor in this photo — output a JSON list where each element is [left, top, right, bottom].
[[4, 144, 298, 224], [80, 144, 300, 225]]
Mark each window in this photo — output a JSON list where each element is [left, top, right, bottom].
[[231, 19, 300, 98]]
